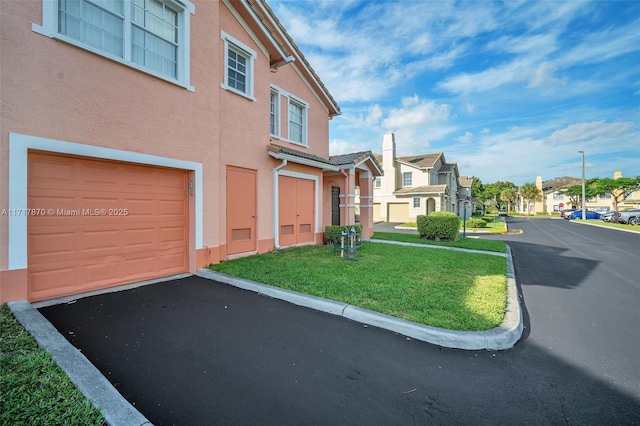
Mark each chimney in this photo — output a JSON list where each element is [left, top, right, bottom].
[[613, 171, 622, 180], [382, 133, 396, 171]]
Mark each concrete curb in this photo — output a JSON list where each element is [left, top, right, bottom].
[[197, 243, 523, 350], [8, 301, 152, 426]]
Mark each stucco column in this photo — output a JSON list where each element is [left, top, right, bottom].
[[342, 169, 357, 226], [358, 171, 373, 238]]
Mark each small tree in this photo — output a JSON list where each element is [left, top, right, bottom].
[[591, 177, 640, 211], [500, 188, 518, 212], [520, 183, 542, 215], [560, 180, 599, 209]]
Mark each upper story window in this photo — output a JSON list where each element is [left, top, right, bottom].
[[402, 172, 412, 187], [374, 177, 381, 189], [270, 89, 280, 136], [600, 192, 612, 199], [553, 193, 564, 200], [221, 31, 256, 100], [34, 0, 194, 90], [288, 97, 307, 145]]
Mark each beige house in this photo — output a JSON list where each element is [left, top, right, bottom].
[[520, 172, 640, 214], [372, 133, 466, 223]]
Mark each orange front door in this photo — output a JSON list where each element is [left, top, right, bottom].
[[226, 166, 257, 254], [27, 153, 189, 301], [279, 176, 315, 246]]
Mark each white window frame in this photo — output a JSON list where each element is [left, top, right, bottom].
[[288, 96, 308, 146], [270, 88, 280, 137], [221, 31, 256, 101], [413, 197, 421, 208], [402, 172, 413, 187], [32, 0, 195, 91], [374, 177, 381, 189]]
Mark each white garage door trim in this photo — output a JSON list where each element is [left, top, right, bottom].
[[8, 133, 203, 270]]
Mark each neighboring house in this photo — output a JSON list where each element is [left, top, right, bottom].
[[518, 172, 639, 214], [0, 0, 380, 303], [372, 133, 465, 223]]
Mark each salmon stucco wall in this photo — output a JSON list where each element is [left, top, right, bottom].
[[0, 0, 221, 272]]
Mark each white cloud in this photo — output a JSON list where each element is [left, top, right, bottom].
[[545, 121, 636, 146], [383, 95, 451, 129], [457, 132, 473, 144]]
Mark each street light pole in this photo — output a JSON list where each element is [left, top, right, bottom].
[[579, 150, 585, 220]]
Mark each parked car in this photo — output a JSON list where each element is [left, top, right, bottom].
[[613, 208, 640, 225], [568, 210, 601, 220], [498, 210, 508, 217], [601, 211, 615, 222], [561, 208, 577, 218]]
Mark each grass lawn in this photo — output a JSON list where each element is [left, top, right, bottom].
[[0, 305, 104, 425], [371, 232, 507, 253], [210, 242, 507, 331]]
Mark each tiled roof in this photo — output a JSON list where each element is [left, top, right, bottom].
[[397, 153, 442, 168], [393, 185, 448, 195], [541, 176, 581, 193], [330, 151, 370, 165], [269, 144, 382, 173], [268, 143, 335, 166], [459, 175, 473, 187], [330, 150, 383, 174]]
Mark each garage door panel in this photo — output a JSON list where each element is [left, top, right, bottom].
[[124, 228, 156, 247], [28, 156, 76, 187], [160, 199, 187, 216], [159, 170, 188, 192], [160, 226, 186, 244], [29, 231, 76, 258], [81, 229, 121, 251], [28, 153, 188, 301], [81, 162, 120, 186], [29, 266, 76, 294]]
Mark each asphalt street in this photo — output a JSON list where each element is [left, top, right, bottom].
[[38, 218, 640, 425]]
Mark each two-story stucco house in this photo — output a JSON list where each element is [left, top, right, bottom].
[[525, 173, 640, 214], [372, 133, 464, 223], [0, 0, 380, 303]]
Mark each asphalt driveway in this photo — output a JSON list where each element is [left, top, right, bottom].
[[36, 266, 640, 425], [39, 275, 442, 425]]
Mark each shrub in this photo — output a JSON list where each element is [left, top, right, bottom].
[[417, 212, 460, 241], [466, 218, 487, 228], [324, 224, 362, 244]]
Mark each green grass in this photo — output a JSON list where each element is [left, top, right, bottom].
[[210, 242, 507, 331], [582, 221, 640, 231], [371, 232, 508, 253], [0, 305, 104, 425]]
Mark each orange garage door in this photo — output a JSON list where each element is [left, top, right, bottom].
[[27, 153, 189, 301]]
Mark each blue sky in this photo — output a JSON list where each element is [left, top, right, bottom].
[[270, 0, 640, 186]]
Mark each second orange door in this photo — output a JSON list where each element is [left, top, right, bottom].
[[279, 176, 315, 246]]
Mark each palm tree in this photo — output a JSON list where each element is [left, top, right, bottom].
[[500, 188, 518, 213], [520, 183, 542, 215]]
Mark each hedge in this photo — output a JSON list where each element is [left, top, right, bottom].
[[416, 212, 460, 241], [324, 224, 363, 244]]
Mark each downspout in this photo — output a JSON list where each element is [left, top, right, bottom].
[[273, 159, 288, 249]]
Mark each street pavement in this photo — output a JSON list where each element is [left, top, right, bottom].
[[27, 218, 640, 424]]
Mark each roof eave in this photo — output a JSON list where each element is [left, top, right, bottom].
[[268, 150, 339, 171]]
